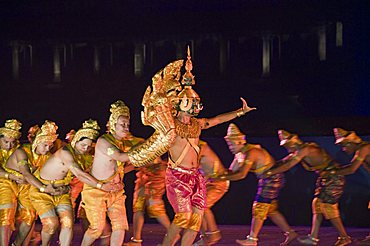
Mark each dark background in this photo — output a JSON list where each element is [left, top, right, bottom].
[[0, 1, 369, 227]]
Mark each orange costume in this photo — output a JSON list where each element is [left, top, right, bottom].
[[0, 119, 34, 231], [82, 131, 143, 239], [133, 157, 167, 219]]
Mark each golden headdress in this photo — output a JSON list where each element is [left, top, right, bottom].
[[0, 119, 22, 139], [224, 123, 246, 143], [109, 100, 130, 134], [71, 119, 100, 148], [333, 128, 362, 144], [175, 46, 203, 115], [32, 120, 59, 153], [278, 129, 302, 146]]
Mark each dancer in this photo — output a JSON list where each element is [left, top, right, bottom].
[[0, 119, 38, 246], [331, 128, 370, 245], [218, 124, 297, 246], [81, 98, 176, 246], [263, 130, 351, 246], [124, 156, 170, 246], [192, 140, 229, 246], [27, 120, 120, 246], [159, 48, 256, 246]]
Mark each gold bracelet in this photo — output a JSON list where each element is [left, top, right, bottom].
[[96, 182, 103, 189], [4, 173, 9, 179], [266, 171, 272, 176], [236, 108, 245, 117], [39, 186, 46, 192]]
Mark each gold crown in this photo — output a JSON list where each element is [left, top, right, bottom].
[[224, 123, 246, 142], [181, 46, 195, 86], [71, 119, 100, 148], [333, 128, 361, 144], [32, 120, 58, 153], [109, 100, 130, 134], [278, 129, 302, 146], [0, 119, 22, 139]]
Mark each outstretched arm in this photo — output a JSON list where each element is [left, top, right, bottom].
[[62, 150, 123, 192], [218, 152, 253, 181], [15, 149, 58, 194], [203, 97, 256, 129], [263, 150, 306, 178], [97, 138, 130, 163], [335, 148, 368, 175]]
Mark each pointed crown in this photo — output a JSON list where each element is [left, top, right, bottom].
[[278, 129, 302, 146], [109, 100, 130, 134], [181, 46, 195, 86], [71, 119, 100, 148], [0, 119, 22, 139], [32, 120, 59, 153], [224, 123, 246, 143], [333, 128, 362, 144]]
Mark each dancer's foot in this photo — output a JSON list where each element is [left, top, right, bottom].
[[280, 230, 298, 246], [236, 235, 258, 246], [123, 237, 143, 246], [297, 235, 319, 245], [334, 236, 351, 246]]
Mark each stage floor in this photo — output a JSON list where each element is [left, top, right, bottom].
[[34, 223, 369, 245]]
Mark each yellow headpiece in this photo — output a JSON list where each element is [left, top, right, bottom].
[[32, 120, 59, 153], [224, 123, 246, 143], [108, 100, 130, 134], [0, 119, 22, 139], [333, 128, 362, 144], [71, 119, 100, 148], [278, 129, 302, 146]]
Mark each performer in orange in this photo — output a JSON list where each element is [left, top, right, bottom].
[[124, 156, 170, 246], [263, 130, 351, 246], [27, 120, 120, 246], [331, 128, 370, 245], [158, 48, 256, 246], [192, 140, 229, 246], [81, 98, 176, 246], [0, 119, 31, 245], [218, 124, 297, 246]]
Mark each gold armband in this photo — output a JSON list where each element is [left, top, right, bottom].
[[96, 182, 103, 189], [17, 160, 28, 166], [128, 129, 176, 167], [236, 108, 245, 117], [266, 171, 273, 176], [107, 147, 116, 156], [355, 156, 365, 163], [4, 173, 9, 179], [290, 155, 300, 161], [39, 186, 46, 193]]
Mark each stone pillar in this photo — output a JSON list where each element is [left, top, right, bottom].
[[336, 21, 343, 47], [176, 42, 186, 59], [134, 43, 145, 77], [93, 45, 100, 74], [262, 35, 271, 77], [53, 46, 61, 82], [318, 25, 326, 61], [11, 41, 20, 80], [28, 45, 33, 67]]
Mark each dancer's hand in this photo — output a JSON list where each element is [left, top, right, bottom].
[[241, 97, 256, 113]]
